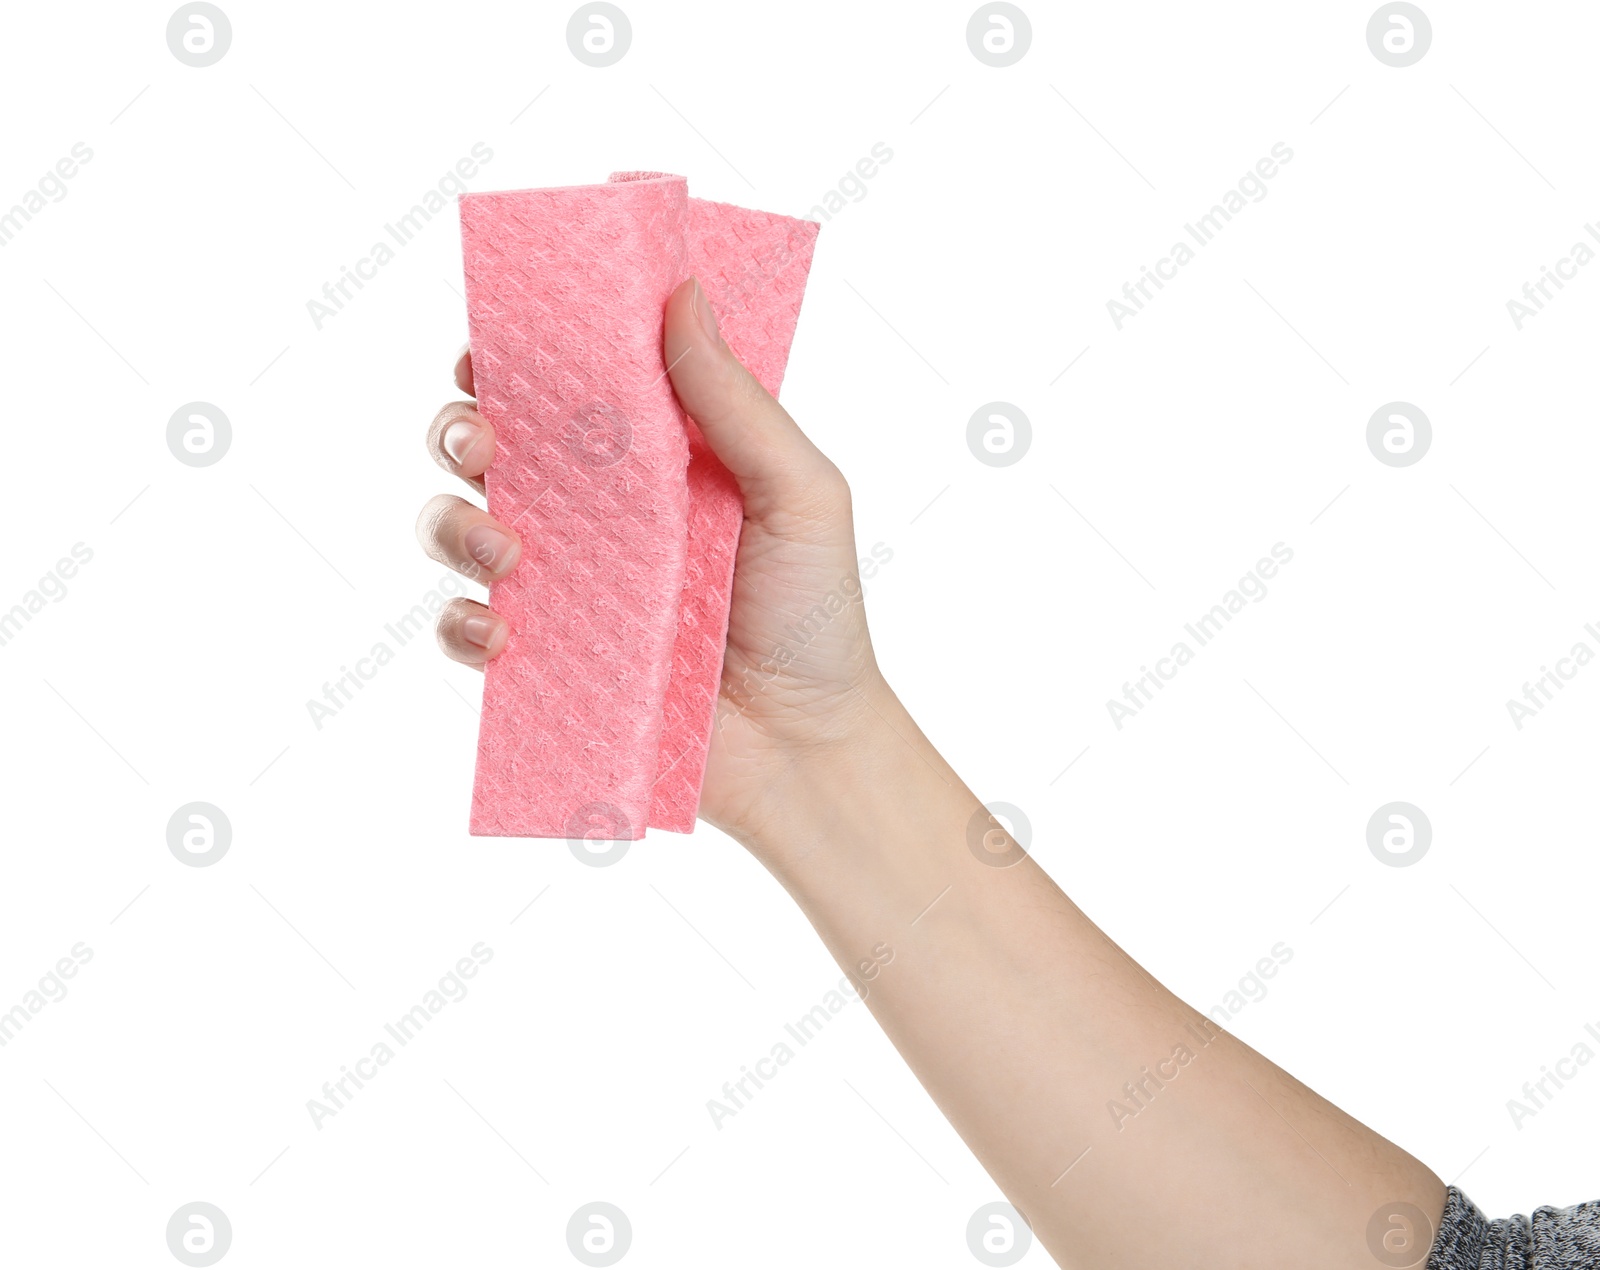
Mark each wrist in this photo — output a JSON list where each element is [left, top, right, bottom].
[[730, 677, 982, 898]]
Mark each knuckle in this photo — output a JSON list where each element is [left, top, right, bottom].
[[799, 461, 852, 516], [434, 601, 469, 650], [414, 494, 462, 547], [821, 462, 852, 503]]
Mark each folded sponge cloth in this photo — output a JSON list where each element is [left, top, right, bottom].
[[458, 172, 820, 841]]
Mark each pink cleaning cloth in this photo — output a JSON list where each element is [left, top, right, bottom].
[[459, 173, 819, 840]]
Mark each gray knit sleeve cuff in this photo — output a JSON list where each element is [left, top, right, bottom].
[[1427, 1185, 1600, 1269]]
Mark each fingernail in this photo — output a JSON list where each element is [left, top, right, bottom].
[[443, 419, 479, 465], [693, 277, 720, 342], [461, 613, 501, 651], [464, 523, 519, 576]]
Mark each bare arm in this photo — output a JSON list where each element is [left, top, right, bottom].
[[417, 276, 1446, 1269], [738, 681, 1445, 1269]]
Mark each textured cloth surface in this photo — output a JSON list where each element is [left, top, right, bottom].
[[1428, 1186, 1600, 1269], [646, 180, 819, 829], [459, 173, 817, 839]]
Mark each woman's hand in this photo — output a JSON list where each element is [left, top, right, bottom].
[[417, 277, 1452, 1270], [416, 276, 890, 849]]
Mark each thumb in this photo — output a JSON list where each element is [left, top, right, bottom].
[[662, 276, 833, 515]]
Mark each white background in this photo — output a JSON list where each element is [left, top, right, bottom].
[[2, 0, 1596, 1265]]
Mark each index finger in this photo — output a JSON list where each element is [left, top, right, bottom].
[[454, 343, 475, 397]]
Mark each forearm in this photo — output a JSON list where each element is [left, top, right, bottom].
[[737, 675, 1446, 1270]]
